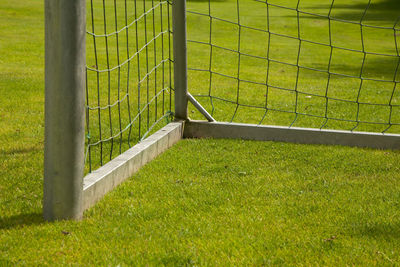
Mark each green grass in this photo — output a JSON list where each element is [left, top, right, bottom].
[[1, 0, 400, 265], [1, 139, 400, 265]]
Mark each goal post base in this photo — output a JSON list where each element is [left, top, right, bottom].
[[82, 121, 184, 211], [184, 120, 400, 150]]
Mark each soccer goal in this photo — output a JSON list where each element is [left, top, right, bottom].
[[44, 0, 400, 220]]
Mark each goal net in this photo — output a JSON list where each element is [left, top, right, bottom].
[[186, 0, 400, 134], [85, 0, 173, 172]]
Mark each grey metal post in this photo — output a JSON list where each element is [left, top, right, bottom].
[[172, 0, 188, 120], [44, 0, 86, 220]]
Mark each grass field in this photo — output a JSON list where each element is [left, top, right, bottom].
[[1, 0, 400, 265]]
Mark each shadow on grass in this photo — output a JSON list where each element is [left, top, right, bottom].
[[306, 0, 400, 25], [356, 222, 400, 240], [0, 259, 12, 266], [307, 55, 399, 82], [0, 212, 44, 230], [0, 146, 41, 156], [332, 0, 399, 24], [273, 1, 400, 88]]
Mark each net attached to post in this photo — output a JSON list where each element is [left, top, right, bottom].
[[186, 0, 400, 134], [85, 0, 173, 173]]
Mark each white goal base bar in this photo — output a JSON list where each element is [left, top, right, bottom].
[[184, 120, 400, 150]]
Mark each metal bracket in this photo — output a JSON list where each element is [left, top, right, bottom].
[[187, 93, 216, 122]]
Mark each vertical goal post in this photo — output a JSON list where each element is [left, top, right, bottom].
[[44, 0, 86, 221]]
